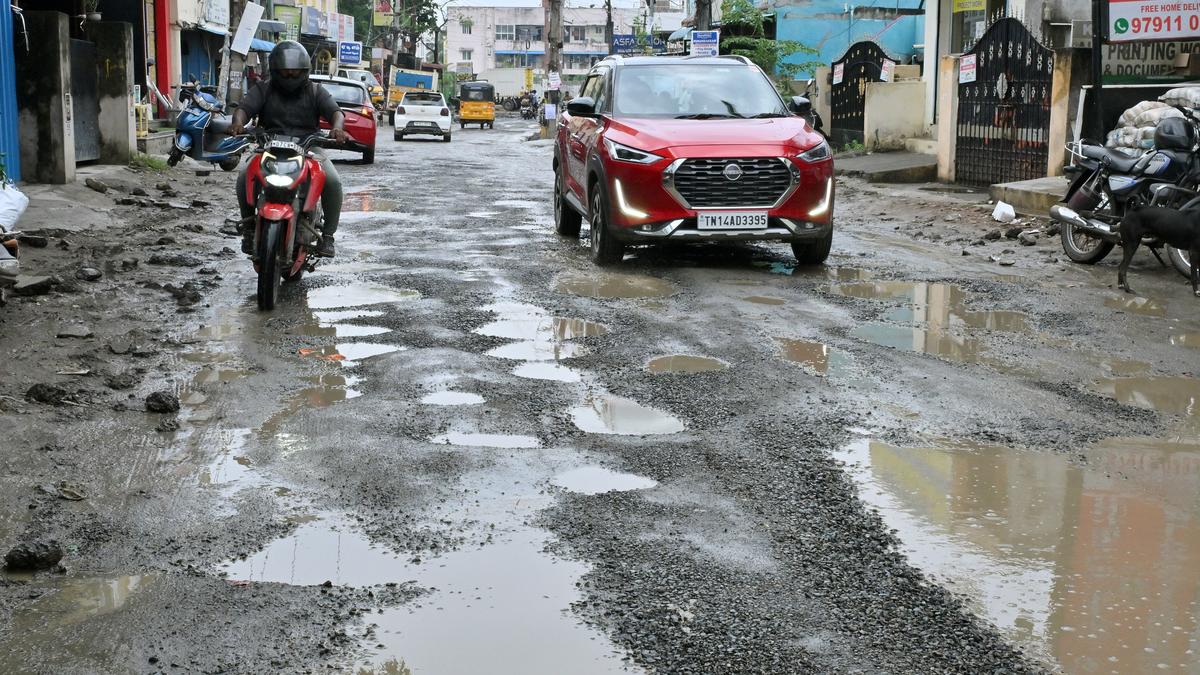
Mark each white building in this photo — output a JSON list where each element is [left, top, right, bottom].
[[444, 3, 642, 77]]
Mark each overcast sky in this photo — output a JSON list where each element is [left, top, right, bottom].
[[443, 0, 645, 9]]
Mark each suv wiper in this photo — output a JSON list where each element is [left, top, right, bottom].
[[748, 112, 788, 118], [675, 113, 741, 119]]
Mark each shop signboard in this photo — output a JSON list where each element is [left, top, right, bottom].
[[1103, 39, 1200, 82], [339, 41, 363, 65], [302, 6, 328, 37], [1108, 0, 1200, 42], [373, 0, 394, 27], [274, 6, 301, 42], [690, 30, 719, 57]]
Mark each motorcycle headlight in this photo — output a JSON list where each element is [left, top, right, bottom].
[[604, 138, 663, 164], [798, 141, 831, 163], [265, 174, 294, 188]]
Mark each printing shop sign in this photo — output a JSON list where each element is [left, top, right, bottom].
[[1107, 0, 1200, 42], [1103, 40, 1200, 82]]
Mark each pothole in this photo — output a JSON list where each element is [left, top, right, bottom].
[[420, 391, 485, 406], [553, 272, 675, 299], [1170, 333, 1200, 349], [744, 295, 786, 306], [570, 394, 685, 435], [551, 466, 658, 494], [512, 362, 583, 382], [485, 341, 589, 361], [646, 355, 728, 374], [293, 323, 391, 338], [776, 339, 851, 376], [307, 284, 421, 310], [221, 515, 404, 586], [474, 316, 609, 341], [1104, 295, 1166, 317], [429, 432, 542, 449], [1094, 375, 1200, 417]]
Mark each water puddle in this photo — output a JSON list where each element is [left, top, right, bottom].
[[485, 341, 589, 361], [420, 391, 485, 406], [199, 447, 264, 489], [300, 343, 404, 363], [1170, 333, 1200, 349], [223, 516, 405, 586], [430, 432, 541, 449], [1105, 295, 1167, 317], [466, 210, 500, 218], [1099, 358, 1152, 377], [836, 281, 1028, 333], [852, 322, 981, 363], [551, 466, 658, 495], [646, 355, 728, 374], [258, 374, 362, 437], [493, 199, 540, 209], [1095, 375, 1200, 417], [192, 366, 253, 386], [571, 394, 685, 435], [3, 573, 161, 627], [836, 436, 1200, 673], [318, 261, 400, 274], [343, 193, 404, 212], [307, 284, 421, 310], [475, 316, 608, 341], [181, 351, 236, 364], [744, 295, 786, 306], [294, 323, 391, 338], [554, 272, 676, 299], [777, 339, 851, 375], [313, 309, 386, 323], [512, 362, 583, 382]]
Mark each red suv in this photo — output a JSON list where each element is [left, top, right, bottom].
[[553, 55, 834, 265]]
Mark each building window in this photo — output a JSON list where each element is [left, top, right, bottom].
[[460, 49, 473, 61], [496, 24, 515, 40], [461, 22, 472, 34], [565, 26, 587, 43], [515, 25, 544, 41]]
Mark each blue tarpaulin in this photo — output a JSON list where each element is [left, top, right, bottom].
[[250, 38, 275, 52]]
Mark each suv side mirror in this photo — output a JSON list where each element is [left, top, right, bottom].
[[566, 96, 596, 117], [788, 96, 812, 117]]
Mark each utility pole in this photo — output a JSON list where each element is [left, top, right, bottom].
[[696, 0, 712, 30], [604, 0, 613, 51], [544, 0, 562, 100]]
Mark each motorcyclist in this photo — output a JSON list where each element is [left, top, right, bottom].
[[229, 41, 347, 257]]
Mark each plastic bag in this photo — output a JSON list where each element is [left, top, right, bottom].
[[992, 201, 1016, 223], [1132, 106, 1183, 127], [1118, 100, 1167, 127], [0, 183, 28, 231], [1159, 86, 1200, 108]]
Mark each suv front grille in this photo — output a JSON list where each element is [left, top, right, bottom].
[[672, 158, 792, 208]]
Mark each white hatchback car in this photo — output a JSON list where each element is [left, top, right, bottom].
[[393, 91, 452, 142]]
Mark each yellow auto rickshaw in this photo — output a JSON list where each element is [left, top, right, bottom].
[[458, 81, 495, 129]]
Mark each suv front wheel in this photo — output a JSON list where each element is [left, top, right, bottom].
[[791, 228, 832, 266], [588, 181, 624, 266], [554, 165, 582, 236]]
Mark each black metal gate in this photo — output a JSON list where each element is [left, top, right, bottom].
[[830, 41, 890, 148], [70, 39, 100, 163], [954, 18, 1053, 186]]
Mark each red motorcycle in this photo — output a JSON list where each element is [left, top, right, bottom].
[[242, 132, 333, 310]]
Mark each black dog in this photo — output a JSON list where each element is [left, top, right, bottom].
[[1118, 206, 1200, 297]]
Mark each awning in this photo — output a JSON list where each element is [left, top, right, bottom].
[[250, 38, 275, 52], [668, 27, 692, 41], [258, 19, 286, 33], [495, 49, 545, 55], [196, 23, 228, 37]]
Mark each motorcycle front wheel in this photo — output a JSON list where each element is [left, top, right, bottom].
[[167, 148, 183, 167], [1059, 169, 1115, 264], [219, 157, 239, 172], [1169, 246, 1193, 279], [256, 220, 283, 311]]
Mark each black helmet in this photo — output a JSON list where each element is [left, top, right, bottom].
[[268, 41, 311, 94], [1154, 116, 1197, 151]]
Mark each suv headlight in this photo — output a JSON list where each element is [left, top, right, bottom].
[[604, 138, 662, 164], [798, 141, 831, 163]]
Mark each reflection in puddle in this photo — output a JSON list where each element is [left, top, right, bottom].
[[837, 281, 1029, 332], [294, 323, 391, 338], [1095, 375, 1200, 417], [1099, 358, 1151, 377], [430, 432, 541, 449], [319, 261, 399, 274], [853, 322, 982, 363], [836, 437, 1200, 673], [192, 366, 252, 386], [313, 309, 386, 323], [485, 341, 588, 361], [744, 295, 785, 306], [258, 374, 362, 438], [1105, 295, 1167, 317], [7, 573, 160, 626], [646, 355, 728, 374], [182, 351, 236, 364], [551, 466, 658, 495], [571, 394, 685, 435], [199, 450, 263, 489], [512, 362, 583, 382], [301, 343, 404, 363], [1170, 333, 1200, 349], [223, 516, 403, 586], [776, 339, 850, 375], [466, 210, 500, 218], [420, 391, 485, 406], [342, 193, 403, 213], [553, 272, 675, 299], [307, 285, 421, 310], [475, 316, 608, 341]]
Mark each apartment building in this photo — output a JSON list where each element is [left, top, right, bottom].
[[444, 4, 638, 76]]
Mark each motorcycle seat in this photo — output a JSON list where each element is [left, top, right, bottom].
[[209, 116, 232, 134], [1080, 144, 1142, 173]]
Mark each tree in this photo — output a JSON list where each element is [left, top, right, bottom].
[[719, 0, 820, 84]]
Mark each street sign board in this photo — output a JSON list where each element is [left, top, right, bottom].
[[691, 30, 719, 57], [880, 58, 895, 82], [339, 41, 363, 65], [1108, 0, 1200, 42], [832, 62, 844, 84], [231, 2, 265, 56], [611, 34, 667, 55], [275, 6, 301, 41], [548, 71, 561, 90]]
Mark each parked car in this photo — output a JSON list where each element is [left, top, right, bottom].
[[311, 75, 378, 164], [553, 55, 834, 266], [337, 68, 385, 109], [394, 91, 452, 142]]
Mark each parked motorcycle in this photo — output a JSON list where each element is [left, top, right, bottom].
[[167, 82, 252, 172], [241, 131, 334, 311], [1049, 107, 1200, 278]]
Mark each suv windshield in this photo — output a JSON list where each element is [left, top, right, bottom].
[[613, 64, 788, 118], [403, 92, 443, 105], [345, 70, 380, 88], [318, 81, 368, 106]]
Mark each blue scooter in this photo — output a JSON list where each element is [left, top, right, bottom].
[[167, 82, 251, 171]]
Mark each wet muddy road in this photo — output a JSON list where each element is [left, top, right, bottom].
[[4, 120, 1200, 674]]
